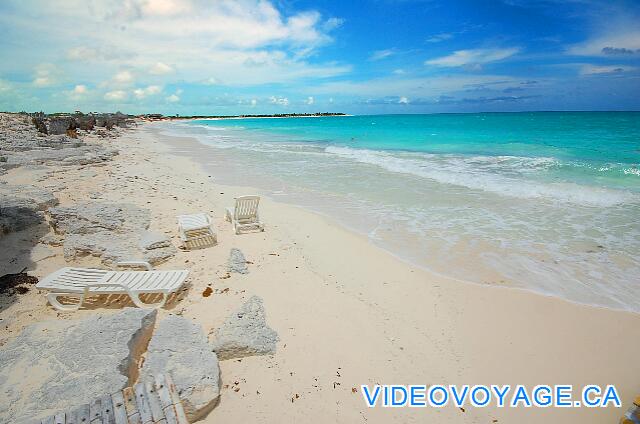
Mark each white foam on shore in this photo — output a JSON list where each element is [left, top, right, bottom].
[[325, 146, 638, 207]]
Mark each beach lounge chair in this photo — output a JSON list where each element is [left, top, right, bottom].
[[36, 262, 189, 311], [225, 195, 264, 234], [177, 212, 217, 248]]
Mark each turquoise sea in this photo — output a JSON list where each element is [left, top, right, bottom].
[[165, 112, 640, 312]]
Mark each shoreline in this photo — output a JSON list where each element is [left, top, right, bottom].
[[1, 117, 639, 423], [155, 120, 640, 315], [152, 122, 638, 315]]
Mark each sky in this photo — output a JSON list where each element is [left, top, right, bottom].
[[0, 0, 639, 115]]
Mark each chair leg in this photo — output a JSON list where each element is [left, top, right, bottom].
[[129, 292, 168, 309], [47, 292, 85, 311]]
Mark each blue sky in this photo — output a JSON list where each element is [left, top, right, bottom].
[[0, 0, 639, 114]]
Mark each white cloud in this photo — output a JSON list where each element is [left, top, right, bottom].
[[250, 98, 257, 107], [398, 96, 409, 104], [4, 0, 349, 97], [269, 96, 289, 106], [166, 88, 182, 103], [67, 46, 97, 61], [202, 77, 221, 85], [311, 75, 519, 98], [32, 63, 59, 87], [370, 49, 396, 61], [425, 48, 520, 67], [113, 70, 134, 84], [393, 69, 406, 75], [73, 84, 87, 94], [104, 90, 128, 101], [149, 62, 174, 75], [580, 64, 637, 75], [568, 30, 640, 56], [426, 33, 454, 43], [323, 17, 344, 31], [133, 85, 162, 99], [0, 79, 11, 92], [305, 96, 314, 105]]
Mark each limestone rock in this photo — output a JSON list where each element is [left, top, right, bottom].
[[228, 248, 248, 274], [0, 308, 157, 424], [210, 296, 279, 360], [0, 184, 58, 211], [48, 202, 150, 235], [143, 244, 177, 265], [63, 231, 176, 267], [0, 185, 56, 235], [40, 232, 63, 246], [139, 230, 171, 250], [141, 315, 221, 422]]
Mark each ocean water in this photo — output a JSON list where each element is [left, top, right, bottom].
[[163, 112, 640, 312]]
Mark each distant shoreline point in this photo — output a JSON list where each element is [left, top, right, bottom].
[[142, 112, 350, 121]]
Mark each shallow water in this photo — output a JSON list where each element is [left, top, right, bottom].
[[160, 112, 640, 312]]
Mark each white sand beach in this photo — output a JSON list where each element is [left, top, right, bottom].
[[1, 115, 638, 423]]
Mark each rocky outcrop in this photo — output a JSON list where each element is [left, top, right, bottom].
[[76, 115, 96, 131], [0, 185, 58, 235], [228, 248, 249, 274], [48, 203, 151, 235], [48, 203, 176, 266], [0, 309, 157, 424], [64, 231, 176, 266], [139, 230, 172, 250], [141, 315, 221, 422], [47, 117, 75, 135], [0, 113, 118, 171], [210, 296, 279, 360], [31, 116, 47, 134]]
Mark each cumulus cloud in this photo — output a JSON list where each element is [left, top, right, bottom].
[[398, 96, 409, 104], [112, 70, 135, 85], [32, 63, 59, 87], [425, 48, 520, 68], [269, 96, 289, 106], [250, 98, 257, 107], [166, 88, 182, 103], [133, 85, 162, 99], [201, 77, 221, 85], [149, 62, 174, 75], [104, 90, 128, 101], [73, 85, 87, 94], [2, 0, 349, 98], [305, 96, 314, 105]]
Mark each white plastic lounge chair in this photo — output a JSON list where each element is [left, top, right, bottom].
[[225, 195, 264, 234], [177, 212, 217, 247], [36, 262, 189, 311]]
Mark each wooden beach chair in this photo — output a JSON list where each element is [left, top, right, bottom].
[[224, 195, 264, 234], [177, 213, 217, 248], [37, 373, 189, 424], [36, 263, 189, 311]]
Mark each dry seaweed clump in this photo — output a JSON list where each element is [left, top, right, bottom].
[[0, 268, 38, 295]]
